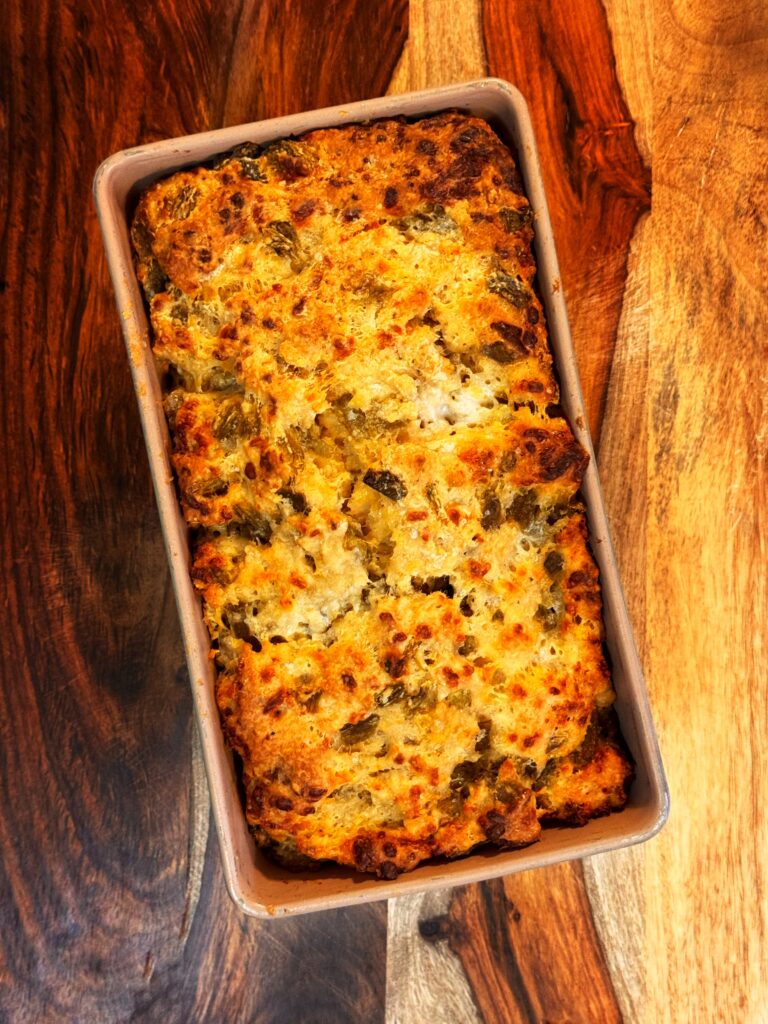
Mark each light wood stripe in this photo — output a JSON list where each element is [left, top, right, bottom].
[[388, 0, 487, 94], [583, 211, 653, 1022], [386, 890, 483, 1024], [643, 2, 768, 1019]]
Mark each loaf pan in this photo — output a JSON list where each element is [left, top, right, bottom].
[[93, 78, 669, 917]]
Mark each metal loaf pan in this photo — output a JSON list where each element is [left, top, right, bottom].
[[93, 78, 669, 917]]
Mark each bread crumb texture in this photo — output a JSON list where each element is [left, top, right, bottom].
[[132, 113, 632, 877]]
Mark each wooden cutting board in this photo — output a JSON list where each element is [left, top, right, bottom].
[[1, 1, 765, 1021]]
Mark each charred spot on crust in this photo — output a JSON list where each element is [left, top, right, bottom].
[[293, 199, 316, 222], [363, 469, 407, 500], [412, 575, 454, 598], [490, 320, 527, 349], [568, 569, 594, 587], [352, 836, 377, 872], [383, 655, 407, 679], [539, 443, 589, 482], [277, 488, 310, 515], [480, 809, 507, 842], [420, 125, 496, 202], [450, 124, 484, 150]]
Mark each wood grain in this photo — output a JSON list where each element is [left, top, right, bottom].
[[642, 1, 768, 1020], [444, 867, 621, 1024], [483, 0, 650, 443], [0, 1, 403, 1021], [581, 1, 768, 1020], [222, 0, 408, 123], [2, 0, 768, 1020], [388, 0, 486, 93], [577, 4, 655, 1018], [387, 890, 482, 1024], [581, 213, 653, 1020]]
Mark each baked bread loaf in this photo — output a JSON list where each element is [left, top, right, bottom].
[[132, 112, 632, 878]]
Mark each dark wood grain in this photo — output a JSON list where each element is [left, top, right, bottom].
[[221, 0, 408, 123], [483, 0, 650, 443], [130, 838, 388, 1024], [439, 866, 621, 1023], [0, 1, 404, 1020]]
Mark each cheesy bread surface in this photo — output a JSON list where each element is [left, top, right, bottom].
[[132, 113, 632, 878]]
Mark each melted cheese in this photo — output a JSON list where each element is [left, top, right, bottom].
[[133, 113, 632, 878]]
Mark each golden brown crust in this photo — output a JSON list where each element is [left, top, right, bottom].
[[132, 113, 632, 878]]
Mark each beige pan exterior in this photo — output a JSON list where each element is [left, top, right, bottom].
[[93, 78, 669, 917]]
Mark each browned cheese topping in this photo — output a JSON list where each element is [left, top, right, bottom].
[[132, 113, 632, 878]]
